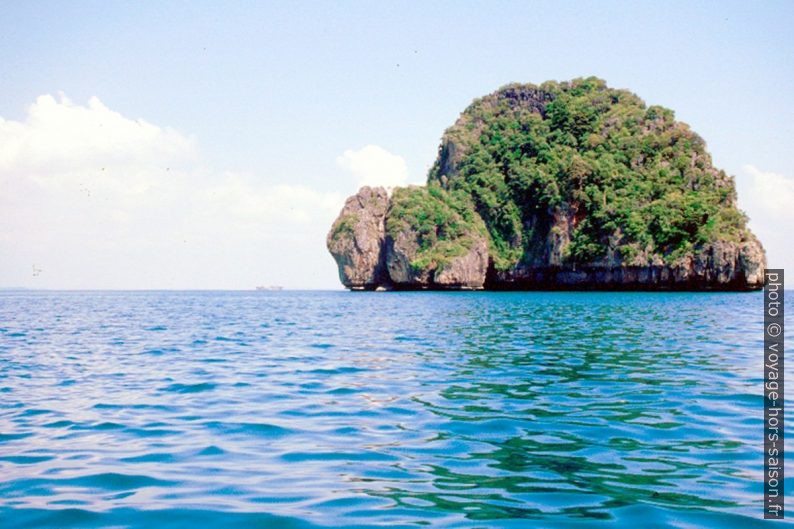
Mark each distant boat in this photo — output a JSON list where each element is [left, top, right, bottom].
[[255, 286, 283, 291]]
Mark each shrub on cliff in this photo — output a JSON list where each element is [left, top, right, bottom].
[[428, 77, 751, 270], [386, 185, 487, 272]]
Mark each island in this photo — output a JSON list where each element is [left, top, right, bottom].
[[327, 78, 766, 290]]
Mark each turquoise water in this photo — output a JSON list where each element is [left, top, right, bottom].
[[0, 290, 790, 528]]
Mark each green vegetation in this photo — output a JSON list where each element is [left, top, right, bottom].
[[330, 213, 358, 241], [386, 185, 486, 272], [426, 77, 749, 269]]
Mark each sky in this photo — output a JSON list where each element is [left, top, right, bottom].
[[1, 1, 792, 289]]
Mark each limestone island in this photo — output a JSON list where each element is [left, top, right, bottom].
[[328, 78, 765, 291]]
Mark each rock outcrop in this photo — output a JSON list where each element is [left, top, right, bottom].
[[328, 186, 489, 289], [327, 78, 767, 290], [385, 229, 434, 287], [385, 219, 489, 289], [326, 186, 389, 290], [433, 236, 489, 288], [381, 185, 490, 289], [484, 202, 766, 290]]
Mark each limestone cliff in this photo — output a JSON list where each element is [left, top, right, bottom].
[[328, 186, 489, 289], [384, 186, 489, 289], [327, 78, 766, 290], [326, 186, 389, 290]]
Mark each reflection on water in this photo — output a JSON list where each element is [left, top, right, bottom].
[[0, 290, 790, 528]]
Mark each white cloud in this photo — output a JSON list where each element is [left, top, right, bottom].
[[0, 94, 344, 289], [738, 165, 794, 272], [336, 144, 412, 189], [0, 94, 196, 172], [197, 176, 342, 225], [743, 164, 794, 214]]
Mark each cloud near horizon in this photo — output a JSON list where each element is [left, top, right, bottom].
[[738, 164, 794, 272], [0, 94, 344, 289], [336, 144, 416, 189]]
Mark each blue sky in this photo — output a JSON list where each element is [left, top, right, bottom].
[[1, 1, 792, 289]]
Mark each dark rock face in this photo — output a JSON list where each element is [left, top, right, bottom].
[[484, 202, 766, 290], [485, 255, 765, 290], [326, 186, 390, 290]]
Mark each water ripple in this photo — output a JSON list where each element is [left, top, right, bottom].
[[0, 290, 790, 527]]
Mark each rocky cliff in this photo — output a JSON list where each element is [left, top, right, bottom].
[[327, 186, 489, 289], [327, 78, 766, 290], [326, 186, 389, 290]]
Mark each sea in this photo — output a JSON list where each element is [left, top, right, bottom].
[[0, 290, 790, 528]]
